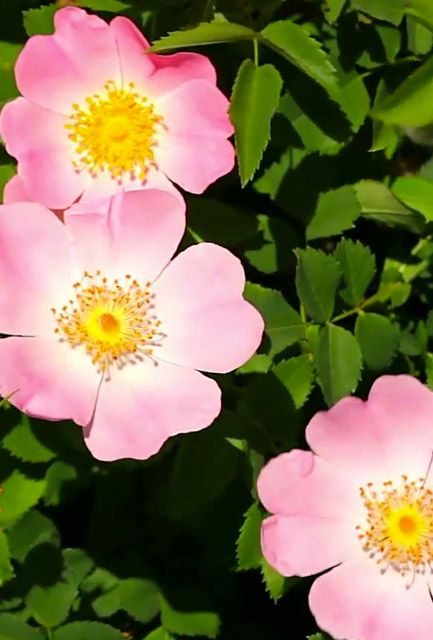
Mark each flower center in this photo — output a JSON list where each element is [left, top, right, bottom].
[[65, 81, 163, 182], [357, 476, 433, 577], [51, 271, 164, 374]]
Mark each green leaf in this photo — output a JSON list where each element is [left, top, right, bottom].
[[27, 583, 76, 628], [306, 185, 361, 240], [0, 166, 16, 202], [119, 579, 159, 623], [372, 55, 433, 127], [392, 176, 433, 220], [244, 215, 299, 274], [8, 510, 59, 562], [3, 416, 57, 463], [295, 248, 341, 322], [236, 503, 263, 571], [0, 42, 21, 107], [0, 472, 45, 527], [76, 0, 131, 12], [43, 461, 78, 506], [324, 0, 346, 23], [159, 593, 220, 638], [355, 313, 399, 370], [0, 614, 44, 640], [187, 197, 257, 246], [316, 324, 362, 405], [273, 356, 315, 408], [149, 19, 254, 51], [352, 0, 404, 25], [335, 239, 376, 306], [230, 60, 283, 186], [23, 5, 56, 36], [261, 20, 338, 94], [0, 532, 13, 585], [355, 180, 425, 233], [261, 558, 285, 602], [404, 0, 433, 32], [53, 622, 124, 640], [143, 629, 175, 640], [244, 284, 304, 357]]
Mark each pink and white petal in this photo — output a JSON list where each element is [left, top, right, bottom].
[[146, 52, 217, 98], [0, 98, 86, 209], [0, 202, 74, 336], [309, 558, 433, 640], [65, 189, 185, 281], [16, 7, 121, 115], [155, 134, 235, 194], [262, 515, 358, 578], [0, 336, 99, 426], [257, 450, 361, 521], [156, 80, 233, 137], [110, 16, 154, 89], [153, 243, 264, 373], [2, 175, 28, 203], [84, 360, 221, 461]]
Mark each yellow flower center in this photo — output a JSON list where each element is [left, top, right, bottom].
[[51, 271, 164, 375], [65, 81, 163, 182], [357, 476, 433, 577]]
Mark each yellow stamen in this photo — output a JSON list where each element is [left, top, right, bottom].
[[356, 476, 433, 577], [52, 271, 164, 375], [65, 81, 163, 182]]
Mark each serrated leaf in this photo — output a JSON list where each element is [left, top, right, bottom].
[[27, 583, 76, 628], [307, 185, 361, 240], [119, 578, 159, 623], [8, 510, 59, 562], [405, 0, 433, 32], [316, 324, 362, 405], [335, 239, 376, 306], [355, 180, 425, 233], [0, 614, 44, 640], [261, 20, 338, 94], [0, 472, 45, 527], [53, 622, 124, 640], [372, 54, 433, 127], [295, 248, 341, 322], [3, 416, 56, 463], [236, 503, 263, 571], [273, 355, 315, 408], [230, 60, 282, 185], [261, 558, 285, 602], [244, 284, 304, 357], [352, 0, 404, 25], [149, 19, 254, 51], [392, 176, 433, 220], [77, 0, 131, 11], [23, 5, 56, 36], [159, 592, 220, 638], [355, 313, 399, 370]]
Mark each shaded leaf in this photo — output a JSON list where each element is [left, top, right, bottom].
[[316, 324, 362, 405], [150, 19, 254, 51], [355, 313, 399, 370], [355, 180, 425, 233], [295, 248, 341, 322], [3, 416, 56, 463], [8, 510, 59, 562], [119, 578, 159, 623], [307, 185, 361, 240], [335, 239, 376, 306], [0, 614, 44, 640], [53, 622, 124, 640], [273, 356, 315, 408], [159, 592, 220, 638], [0, 472, 45, 527], [392, 176, 433, 220], [23, 4, 56, 36]]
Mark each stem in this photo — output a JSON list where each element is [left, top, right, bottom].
[[253, 37, 259, 66]]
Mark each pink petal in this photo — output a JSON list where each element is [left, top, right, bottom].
[[153, 243, 264, 373], [110, 16, 154, 88], [3, 175, 27, 203], [0, 336, 99, 426], [261, 515, 358, 577], [146, 52, 217, 98], [307, 375, 433, 481], [65, 189, 185, 281], [257, 450, 360, 521], [0, 202, 74, 336], [84, 359, 221, 461], [309, 558, 433, 640], [0, 98, 86, 209], [15, 7, 121, 115]]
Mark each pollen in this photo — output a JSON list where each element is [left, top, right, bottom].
[[51, 271, 164, 375], [356, 476, 433, 578], [65, 81, 163, 182]]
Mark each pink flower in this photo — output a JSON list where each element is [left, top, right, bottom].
[[258, 375, 433, 640], [0, 190, 263, 461], [0, 7, 235, 210]]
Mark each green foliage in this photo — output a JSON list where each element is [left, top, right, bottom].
[[23, 5, 56, 37], [236, 502, 263, 571], [317, 324, 363, 406], [355, 313, 400, 370], [295, 248, 341, 322], [335, 240, 376, 307], [149, 18, 254, 51], [306, 186, 361, 240]]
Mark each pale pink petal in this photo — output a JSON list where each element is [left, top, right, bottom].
[[65, 189, 185, 281], [0, 202, 74, 336], [261, 515, 358, 577], [0, 336, 99, 426], [84, 360, 221, 461], [309, 558, 433, 640], [0, 98, 86, 209], [153, 243, 263, 373], [257, 450, 360, 521], [110, 16, 154, 89], [307, 375, 433, 481], [15, 7, 121, 115], [146, 52, 217, 98], [3, 175, 27, 203]]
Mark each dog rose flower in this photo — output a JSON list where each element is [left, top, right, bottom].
[[258, 375, 433, 640], [0, 7, 235, 209], [0, 190, 263, 460]]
